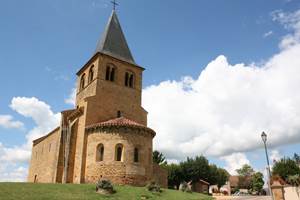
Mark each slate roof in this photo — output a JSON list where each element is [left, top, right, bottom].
[[95, 10, 136, 65]]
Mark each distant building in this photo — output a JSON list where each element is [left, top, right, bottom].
[[191, 179, 210, 194], [229, 176, 239, 191], [27, 10, 167, 187]]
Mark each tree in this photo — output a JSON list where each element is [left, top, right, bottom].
[[153, 150, 167, 165], [208, 164, 218, 186], [294, 153, 300, 165], [236, 164, 255, 189], [165, 163, 183, 189], [250, 172, 264, 193], [180, 156, 210, 182], [164, 155, 229, 190], [216, 168, 229, 189], [236, 164, 255, 177], [272, 157, 300, 181]]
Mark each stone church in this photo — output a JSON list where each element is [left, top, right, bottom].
[[27, 10, 167, 187]]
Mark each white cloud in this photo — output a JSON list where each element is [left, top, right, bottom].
[[10, 97, 60, 147], [221, 153, 250, 175], [65, 88, 76, 106], [263, 31, 273, 38], [270, 150, 282, 163], [0, 115, 24, 129], [0, 164, 28, 182], [272, 9, 300, 49], [143, 9, 300, 160], [0, 97, 60, 182]]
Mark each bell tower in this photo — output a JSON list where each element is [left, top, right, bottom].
[[75, 10, 148, 126]]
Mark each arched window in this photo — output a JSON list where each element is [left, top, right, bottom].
[[96, 144, 104, 162], [134, 147, 139, 163], [125, 71, 134, 88], [105, 66, 110, 81], [125, 72, 129, 86], [110, 67, 115, 82], [80, 74, 85, 90], [105, 64, 116, 82], [129, 74, 134, 88], [88, 65, 94, 83], [115, 144, 123, 162], [117, 110, 122, 118]]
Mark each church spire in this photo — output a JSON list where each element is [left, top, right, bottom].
[[95, 10, 136, 65]]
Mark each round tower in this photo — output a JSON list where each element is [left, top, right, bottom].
[[85, 117, 155, 186]]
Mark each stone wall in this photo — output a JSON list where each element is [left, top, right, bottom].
[[152, 164, 168, 188], [76, 53, 147, 126], [271, 181, 300, 200], [85, 126, 154, 186], [284, 186, 300, 200], [72, 101, 88, 184], [27, 127, 61, 183]]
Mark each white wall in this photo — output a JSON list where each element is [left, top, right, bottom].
[[284, 186, 300, 200]]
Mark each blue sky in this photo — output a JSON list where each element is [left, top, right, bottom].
[[1, 0, 300, 181]]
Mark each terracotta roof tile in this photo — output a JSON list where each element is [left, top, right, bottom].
[[86, 117, 155, 136]]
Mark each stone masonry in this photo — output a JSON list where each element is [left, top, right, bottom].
[[27, 10, 167, 187]]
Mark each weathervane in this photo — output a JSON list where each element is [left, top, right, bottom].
[[111, 0, 119, 11]]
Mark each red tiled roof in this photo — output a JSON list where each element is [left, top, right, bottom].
[[86, 117, 156, 136]]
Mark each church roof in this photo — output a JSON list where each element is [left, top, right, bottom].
[[33, 126, 60, 145], [86, 117, 156, 136], [95, 10, 136, 65]]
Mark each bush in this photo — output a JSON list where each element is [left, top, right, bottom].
[[146, 181, 161, 193], [287, 175, 300, 186], [96, 179, 114, 194]]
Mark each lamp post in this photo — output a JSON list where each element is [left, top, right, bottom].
[[261, 132, 274, 199]]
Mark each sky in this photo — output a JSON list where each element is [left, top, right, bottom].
[[0, 0, 300, 181]]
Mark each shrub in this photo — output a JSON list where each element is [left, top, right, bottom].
[[96, 179, 114, 194], [287, 175, 300, 186], [146, 181, 161, 193]]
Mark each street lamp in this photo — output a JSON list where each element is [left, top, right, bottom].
[[261, 132, 274, 199]]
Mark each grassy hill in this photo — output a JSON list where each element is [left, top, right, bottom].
[[0, 183, 213, 200]]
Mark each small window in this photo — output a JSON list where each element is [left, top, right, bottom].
[[115, 144, 123, 162], [129, 74, 134, 88], [105, 64, 116, 82], [125, 71, 134, 88], [125, 72, 129, 86], [117, 110, 122, 118], [105, 66, 110, 81], [49, 143, 51, 152], [134, 148, 139, 163], [80, 74, 85, 90], [96, 144, 104, 162], [110, 67, 115, 82], [88, 65, 94, 83]]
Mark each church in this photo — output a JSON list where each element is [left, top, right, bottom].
[[27, 10, 167, 187]]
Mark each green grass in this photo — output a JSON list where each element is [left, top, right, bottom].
[[0, 183, 213, 200]]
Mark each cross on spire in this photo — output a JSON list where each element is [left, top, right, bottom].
[[111, 0, 119, 11]]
